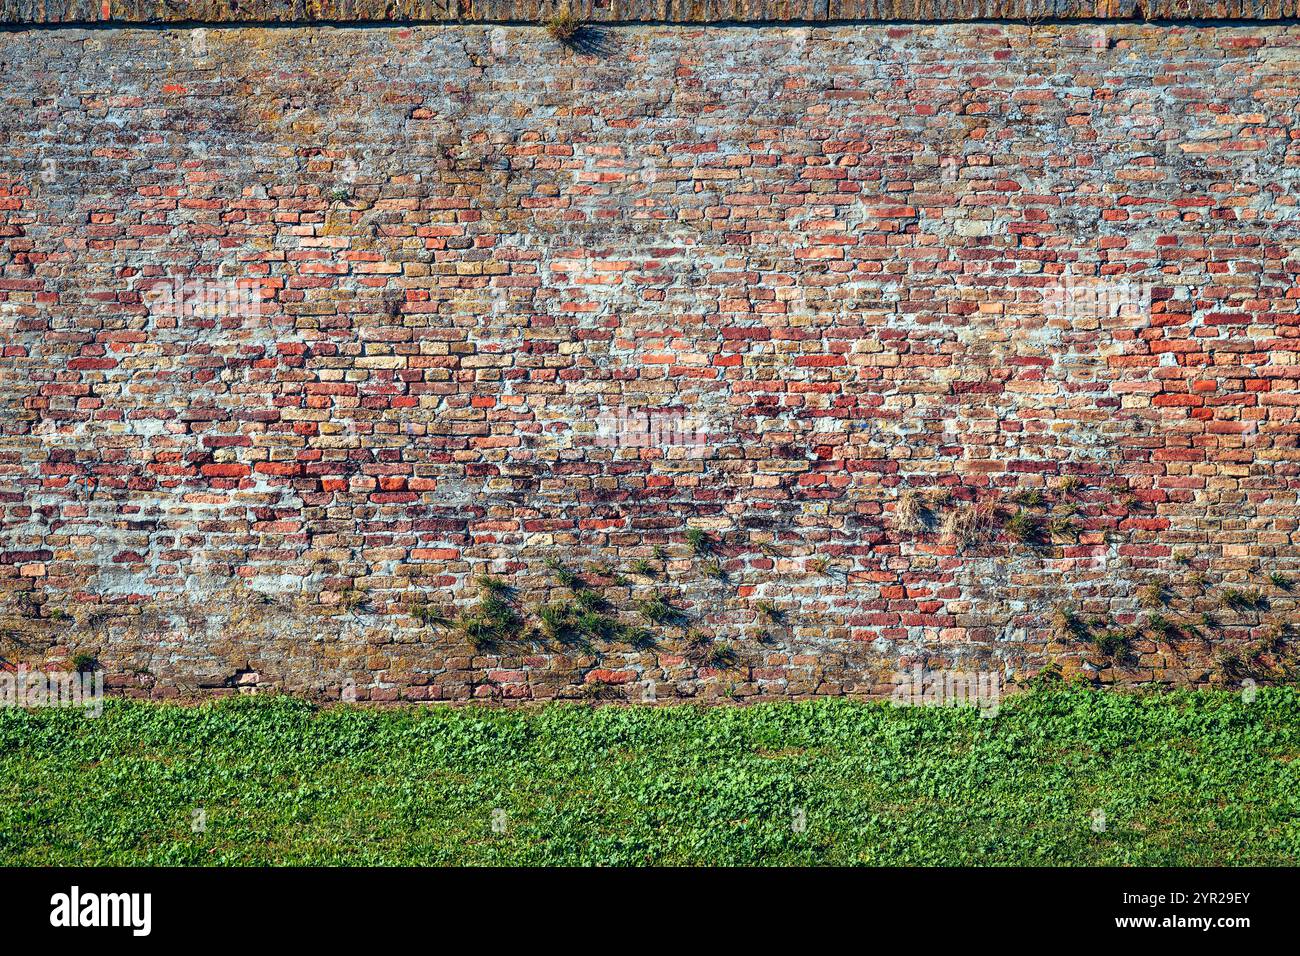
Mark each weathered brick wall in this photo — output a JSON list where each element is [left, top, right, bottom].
[[5, 0, 1300, 24], [1, 22, 1297, 702]]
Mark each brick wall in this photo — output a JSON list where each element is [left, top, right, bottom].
[[1, 22, 1297, 702]]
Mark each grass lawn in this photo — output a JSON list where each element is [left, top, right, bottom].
[[1, 687, 1298, 866]]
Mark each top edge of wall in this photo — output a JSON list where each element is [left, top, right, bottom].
[[3, 0, 1298, 26]]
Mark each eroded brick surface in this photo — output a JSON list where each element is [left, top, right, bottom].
[[0, 24, 1297, 702]]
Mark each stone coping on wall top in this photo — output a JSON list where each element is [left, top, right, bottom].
[[3, 0, 1298, 26]]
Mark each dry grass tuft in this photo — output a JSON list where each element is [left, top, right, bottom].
[[895, 490, 925, 533], [545, 6, 583, 42], [941, 497, 1000, 549]]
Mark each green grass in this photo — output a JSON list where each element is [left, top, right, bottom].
[[2, 688, 1298, 865]]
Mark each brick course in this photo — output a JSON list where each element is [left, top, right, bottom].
[[0, 23, 1297, 702]]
